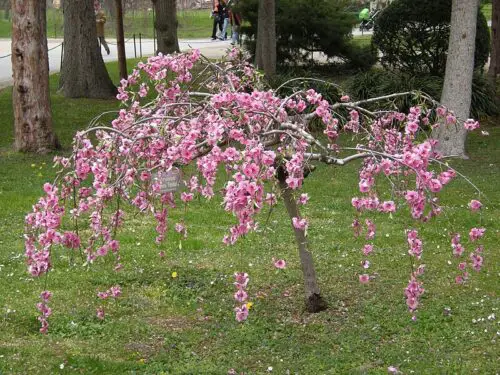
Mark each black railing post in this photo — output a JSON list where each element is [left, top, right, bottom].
[[133, 33, 137, 58]]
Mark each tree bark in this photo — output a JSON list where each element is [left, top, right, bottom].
[[152, 0, 180, 54], [115, 0, 127, 79], [255, 0, 276, 78], [431, 0, 479, 158], [59, 0, 116, 98], [277, 166, 328, 313], [488, 0, 500, 84], [11, 0, 59, 153]]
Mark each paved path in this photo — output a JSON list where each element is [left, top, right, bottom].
[[0, 28, 377, 89], [0, 37, 233, 89]]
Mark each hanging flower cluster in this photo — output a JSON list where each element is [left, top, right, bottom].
[[233, 272, 250, 322], [451, 200, 486, 284], [96, 285, 122, 320], [37, 291, 52, 334], [24, 48, 485, 331]]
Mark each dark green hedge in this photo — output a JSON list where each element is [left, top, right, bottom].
[[372, 0, 490, 76]]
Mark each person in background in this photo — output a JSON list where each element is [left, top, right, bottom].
[[219, 0, 230, 41], [230, 7, 242, 46], [96, 9, 110, 55], [211, 1, 223, 40]]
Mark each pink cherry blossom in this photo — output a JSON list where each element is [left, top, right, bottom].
[[109, 285, 122, 298], [468, 200, 482, 211], [96, 307, 105, 320], [469, 227, 485, 242], [292, 217, 308, 231], [359, 274, 370, 283], [180, 192, 194, 202], [363, 244, 373, 256], [463, 119, 480, 131], [379, 201, 396, 213], [297, 193, 309, 205], [365, 219, 376, 240], [234, 304, 249, 322], [274, 259, 286, 269], [234, 289, 248, 302]]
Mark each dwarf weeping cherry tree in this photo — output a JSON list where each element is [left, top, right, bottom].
[[25, 49, 486, 332]]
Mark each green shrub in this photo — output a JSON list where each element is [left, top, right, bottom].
[[347, 70, 498, 118], [343, 42, 379, 71], [238, 0, 375, 69], [372, 0, 490, 76]]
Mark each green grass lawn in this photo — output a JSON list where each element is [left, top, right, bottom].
[[0, 8, 213, 40], [0, 61, 499, 374]]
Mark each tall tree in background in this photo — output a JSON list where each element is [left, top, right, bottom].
[[11, 0, 58, 153], [152, 0, 180, 54], [2, 0, 10, 19], [432, 0, 479, 158], [59, 0, 116, 98], [115, 0, 127, 79], [255, 0, 276, 77], [488, 0, 500, 84]]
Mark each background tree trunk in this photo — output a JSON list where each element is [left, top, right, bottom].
[[488, 0, 500, 84], [59, 0, 116, 98], [255, 0, 276, 77], [431, 0, 479, 158], [152, 0, 180, 54], [115, 0, 127, 79], [11, 0, 58, 153], [277, 166, 328, 313]]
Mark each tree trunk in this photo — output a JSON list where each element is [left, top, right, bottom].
[[59, 0, 116, 98], [255, 0, 276, 78], [152, 0, 180, 54], [488, 0, 500, 84], [431, 0, 479, 158], [115, 0, 127, 79], [277, 166, 328, 313], [11, 0, 59, 153]]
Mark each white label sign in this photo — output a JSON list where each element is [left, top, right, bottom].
[[153, 168, 182, 193]]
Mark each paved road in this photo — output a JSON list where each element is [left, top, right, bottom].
[[0, 37, 233, 89], [0, 29, 377, 89]]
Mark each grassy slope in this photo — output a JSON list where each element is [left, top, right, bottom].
[[0, 61, 499, 374]]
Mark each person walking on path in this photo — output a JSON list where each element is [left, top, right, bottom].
[[211, 1, 223, 40], [219, 0, 230, 41], [230, 7, 242, 46], [96, 9, 110, 55]]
